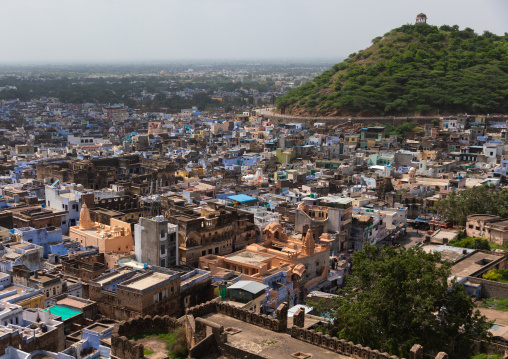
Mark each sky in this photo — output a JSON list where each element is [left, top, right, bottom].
[[1, 0, 507, 64]]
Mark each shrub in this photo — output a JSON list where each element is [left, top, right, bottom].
[[483, 269, 508, 283]]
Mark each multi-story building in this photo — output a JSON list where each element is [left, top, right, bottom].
[[134, 216, 178, 268], [295, 197, 352, 254], [89, 267, 181, 320], [9, 206, 68, 230], [166, 201, 257, 267], [45, 184, 94, 231], [12, 266, 64, 307], [466, 215, 508, 246], [200, 225, 331, 307], [69, 204, 133, 254]]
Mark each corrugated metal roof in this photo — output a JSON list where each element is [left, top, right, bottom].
[[228, 280, 267, 294]]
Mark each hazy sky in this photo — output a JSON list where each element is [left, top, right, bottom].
[[1, 0, 507, 63]]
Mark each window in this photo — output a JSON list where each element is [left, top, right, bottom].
[[202, 250, 206, 256], [215, 247, 219, 254], [208, 249, 212, 254], [160, 259, 165, 267], [161, 230, 165, 238], [469, 225, 474, 229], [160, 245, 165, 255]]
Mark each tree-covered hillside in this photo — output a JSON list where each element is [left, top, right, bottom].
[[276, 24, 508, 116]]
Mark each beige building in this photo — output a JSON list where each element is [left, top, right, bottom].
[[200, 224, 330, 297], [69, 204, 133, 253], [466, 214, 508, 246]]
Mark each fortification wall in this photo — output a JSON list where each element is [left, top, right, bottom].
[[110, 315, 182, 359], [185, 299, 450, 359]]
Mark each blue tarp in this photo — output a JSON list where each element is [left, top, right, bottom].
[[227, 194, 257, 203], [414, 217, 431, 223]]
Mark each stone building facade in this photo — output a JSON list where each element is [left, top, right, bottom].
[[166, 201, 257, 267], [89, 267, 181, 321]]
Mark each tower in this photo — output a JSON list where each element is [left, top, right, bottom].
[[416, 13, 427, 24], [79, 203, 93, 230], [302, 228, 315, 256]]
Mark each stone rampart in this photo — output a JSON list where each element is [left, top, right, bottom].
[[185, 299, 450, 359], [110, 315, 182, 359], [289, 327, 449, 359], [213, 301, 288, 332]]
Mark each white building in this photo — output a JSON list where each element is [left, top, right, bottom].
[[45, 184, 92, 232], [67, 134, 105, 147], [134, 216, 179, 268]]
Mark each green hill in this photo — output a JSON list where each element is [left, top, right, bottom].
[[276, 24, 508, 117]]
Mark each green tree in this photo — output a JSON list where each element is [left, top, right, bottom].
[[435, 186, 504, 226], [276, 23, 508, 116], [448, 237, 490, 250], [310, 245, 491, 358]]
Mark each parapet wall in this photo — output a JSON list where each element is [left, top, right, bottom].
[[185, 299, 450, 359], [186, 298, 288, 333], [290, 325, 403, 359], [110, 315, 182, 359]]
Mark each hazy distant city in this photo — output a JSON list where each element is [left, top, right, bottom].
[[0, 1, 507, 359]]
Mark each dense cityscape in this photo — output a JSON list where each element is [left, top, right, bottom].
[[0, 7, 507, 359]]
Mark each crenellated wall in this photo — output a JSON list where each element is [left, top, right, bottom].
[[110, 315, 182, 359]]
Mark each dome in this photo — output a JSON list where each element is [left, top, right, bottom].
[[408, 167, 416, 174], [417, 13, 426, 17], [320, 233, 332, 241], [265, 222, 283, 233]]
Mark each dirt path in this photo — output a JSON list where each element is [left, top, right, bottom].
[[130, 336, 168, 359], [478, 307, 508, 326]]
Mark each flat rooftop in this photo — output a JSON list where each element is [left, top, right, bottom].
[[57, 298, 91, 309], [94, 270, 131, 286], [451, 251, 503, 279], [226, 251, 272, 266], [202, 313, 348, 358], [123, 272, 172, 291], [0, 285, 38, 302], [86, 323, 112, 333]]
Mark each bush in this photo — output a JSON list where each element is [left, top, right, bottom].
[[448, 237, 490, 250], [471, 354, 502, 359], [483, 269, 508, 283], [168, 327, 188, 359]]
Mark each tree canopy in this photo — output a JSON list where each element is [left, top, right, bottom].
[[448, 237, 491, 250], [435, 186, 508, 226], [276, 23, 508, 116], [310, 245, 491, 358]]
